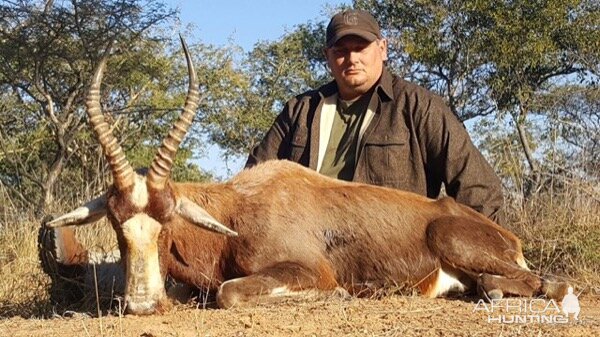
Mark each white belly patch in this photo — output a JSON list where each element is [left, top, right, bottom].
[[430, 268, 468, 297]]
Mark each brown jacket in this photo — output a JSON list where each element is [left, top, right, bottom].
[[246, 68, 505, 224]]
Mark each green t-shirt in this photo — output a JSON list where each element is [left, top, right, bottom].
[[319, 94, 370, 180]]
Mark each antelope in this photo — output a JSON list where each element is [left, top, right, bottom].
[[44, 37, 568, 315]]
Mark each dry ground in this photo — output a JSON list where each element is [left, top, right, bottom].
[[1, 295, 599, 337]]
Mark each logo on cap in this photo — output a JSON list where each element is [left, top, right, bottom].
[[343, 12, 359, 26]]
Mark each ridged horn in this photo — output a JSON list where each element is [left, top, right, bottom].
[[147, 35, 200, 189], [86, 49, 135, 190]]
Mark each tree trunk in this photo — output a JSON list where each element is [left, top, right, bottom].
[[36, 148, 66, 216], [514, 105, 541, 197], [36, 96, 69, 216], [515, 117, 539, 173]]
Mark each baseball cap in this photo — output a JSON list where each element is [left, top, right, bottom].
[[326, 9, 382, 48]]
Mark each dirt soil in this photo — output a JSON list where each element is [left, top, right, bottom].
[[1, 295, 599, 337]]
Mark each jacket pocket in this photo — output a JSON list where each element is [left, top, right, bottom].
[[363, 133, 410, 185], [289, 126, 308, 162]]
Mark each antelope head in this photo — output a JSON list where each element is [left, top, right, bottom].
[[45, 37, 237, 315]]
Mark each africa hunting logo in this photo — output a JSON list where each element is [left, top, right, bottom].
[[473, 286, 581, 324]]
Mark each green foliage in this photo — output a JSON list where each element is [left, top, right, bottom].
[[195, 22, 330, 157], [354, 0, 496, 121], [127, 144, 211, 183], [355, 0, 599, 119], [532, 86, 600, 178], [354, 0, 599, 182], [0, 0, 206, 214], [191, 43, 257, 157], [476, 0, 599, 111], [463, 0, 597, 175]]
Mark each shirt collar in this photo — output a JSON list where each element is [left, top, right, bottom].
[[376, 67, 394, 101]]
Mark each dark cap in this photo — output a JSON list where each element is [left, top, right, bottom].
[[326, 9, 381, 48]]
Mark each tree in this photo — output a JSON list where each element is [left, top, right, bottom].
[[354, 0, 496, 121], [196, 22, 330, 157], [0, 0, 194, 215], [533, 86, 600, 179], [475, 0, 599, 178]]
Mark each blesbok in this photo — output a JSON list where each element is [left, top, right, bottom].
[[44, 37, 568, 315]]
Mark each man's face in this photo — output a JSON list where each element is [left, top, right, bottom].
[[325, 35, 387, 100]]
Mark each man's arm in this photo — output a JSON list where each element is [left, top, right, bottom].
[[245, 97, 297, 168], [419, 95, 505, 225]]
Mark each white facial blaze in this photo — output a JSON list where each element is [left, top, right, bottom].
[[131, 175, 149, 208], [122, 213, 165, 314]]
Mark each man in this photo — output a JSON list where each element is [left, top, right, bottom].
[[246, 9, 504, 223]]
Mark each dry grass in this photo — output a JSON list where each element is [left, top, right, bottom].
[[0, 217, 119, 318], [1, 179, 599, 319], [504, 180, 600, 293], [0, 220, 50, 318]]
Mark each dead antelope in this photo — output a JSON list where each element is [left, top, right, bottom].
[[44, 37, 568, 315]]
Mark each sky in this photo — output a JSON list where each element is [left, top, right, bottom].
[[163, 0, 350, 177], [168, 0, 348, 50]]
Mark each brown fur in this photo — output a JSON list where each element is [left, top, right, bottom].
[[54, 160, 567, 313], [105, 160, 561, 310]]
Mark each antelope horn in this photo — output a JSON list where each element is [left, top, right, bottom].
[[147, 35, 200, 189], [86, 48, 135, 190]]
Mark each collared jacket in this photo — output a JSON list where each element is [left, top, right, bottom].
[[246, 68, 505, 224]]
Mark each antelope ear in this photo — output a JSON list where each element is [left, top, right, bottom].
[[45, 194, 107, 228], [176, 196, 238, 237]]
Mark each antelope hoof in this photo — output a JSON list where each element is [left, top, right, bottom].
[[541, 279, 570, 300]]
